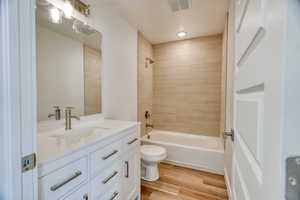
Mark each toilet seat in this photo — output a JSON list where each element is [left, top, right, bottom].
[[141, 145, 166, 162]]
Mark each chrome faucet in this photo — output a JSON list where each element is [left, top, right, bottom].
[[48, 106, 61, 120], [64, 107, 80, 130]]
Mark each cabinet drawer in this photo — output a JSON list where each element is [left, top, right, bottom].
[[90, 140, 122, 177], [62, 184, 89, 200], [95, 182, 121, 200], [91, 161, 121, 198], [39, 156, 88, 200], [122, 131, 139, 152]]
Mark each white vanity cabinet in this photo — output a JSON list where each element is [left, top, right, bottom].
[[122, 148, 140, 200], [38, 121, 140, 200], [122, 135, 140, 200]]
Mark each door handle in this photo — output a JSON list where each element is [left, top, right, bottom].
[[224, 129, 234, 142], [125, 161, 129, 178]]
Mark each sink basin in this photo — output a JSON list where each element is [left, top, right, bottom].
[[47, 126, 110, 139]]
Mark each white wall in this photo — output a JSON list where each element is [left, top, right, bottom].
[[89, 6, 138, 121], [37, 26, 84, 121]]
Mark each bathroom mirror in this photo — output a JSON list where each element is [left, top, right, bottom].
[[36, 4, 102, 121]]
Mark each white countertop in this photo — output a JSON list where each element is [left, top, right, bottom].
[[37, 115, 139, 164]]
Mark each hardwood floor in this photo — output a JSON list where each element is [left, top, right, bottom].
[[141, 163, 228, 200]]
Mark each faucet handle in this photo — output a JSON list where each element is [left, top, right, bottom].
[[53, 106, 60, 112], [65, 106, 74, 111], [48, 106, 61, 120]]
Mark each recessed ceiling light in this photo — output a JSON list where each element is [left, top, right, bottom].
[[177, 31, 187, 38], [63, 0, 74, 19], [49, 7, 62, 24]]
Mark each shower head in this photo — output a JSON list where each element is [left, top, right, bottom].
[[148, 59, 155, 64], [145, 57, 154, 68], [146, 57, 155, 67]]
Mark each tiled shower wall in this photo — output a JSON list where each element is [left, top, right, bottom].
[[138, 33, 153, 137], [153, 35, 223, 136], [84, 46, 102, 115]]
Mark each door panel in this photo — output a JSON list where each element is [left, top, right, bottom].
[[235, 134, 262, 184], [235, 0, 248, 31], [232, 0, 277, 199], [236, 90, 264, 164], [236, 0, 264, 64], [232, 0, 286, 199], [232, 158, 250, 200]]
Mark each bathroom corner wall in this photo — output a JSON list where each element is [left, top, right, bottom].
[[153, 35, 223, 136], [138, 33, 153, 137], [89, 6, 138, 121]]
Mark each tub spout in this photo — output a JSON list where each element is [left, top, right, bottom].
[[146, 123, 153, 128]]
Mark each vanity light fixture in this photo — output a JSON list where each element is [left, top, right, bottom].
[[177, 31, 187, 38], [49, 7, 62, 24], [63, 0, 74, 19]]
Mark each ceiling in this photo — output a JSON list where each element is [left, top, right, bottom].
[[83, 0, 229, 44]]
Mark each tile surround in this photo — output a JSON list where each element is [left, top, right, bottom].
[[84, 46, 102, 115], [138, 33, 153, 137], [153, 35, 223, 136]]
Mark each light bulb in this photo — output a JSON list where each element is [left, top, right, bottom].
[[63, 0, 73, 19], [177, 31, 187, 38], [50, 7, 61, 24]]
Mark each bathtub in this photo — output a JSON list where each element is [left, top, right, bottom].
[[141, 130, 225, 175]]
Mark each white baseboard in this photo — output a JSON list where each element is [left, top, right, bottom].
[[162, 159, 224, 175], [224, 167, 233, 200]]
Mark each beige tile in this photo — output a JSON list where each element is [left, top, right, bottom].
[[84, 46, 101, 115], [153, 35, 222, 136], [138, 33, 154, 137]]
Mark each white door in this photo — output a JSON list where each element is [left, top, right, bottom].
[[0, 0, 38, 199], [230, 0, 287, 199], [223, 1, 236, 196]]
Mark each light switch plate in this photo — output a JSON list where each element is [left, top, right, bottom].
[[22, 153, 36, 173], [286, 156, 300, 200]]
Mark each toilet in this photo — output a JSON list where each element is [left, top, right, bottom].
[[141, 145, 167, 181]]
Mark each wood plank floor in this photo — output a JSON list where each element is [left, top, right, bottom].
[[141, 163, 228, 200]]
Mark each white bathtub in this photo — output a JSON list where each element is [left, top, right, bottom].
[[141, 130, 225, 175]]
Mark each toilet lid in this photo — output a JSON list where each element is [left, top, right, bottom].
[[141, 145, 166, 157]]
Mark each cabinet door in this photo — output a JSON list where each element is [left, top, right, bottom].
[[122, 148, 140, 200], [63, 184, 89, 200]]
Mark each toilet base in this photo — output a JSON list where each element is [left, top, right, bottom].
[[141, 162, 159, 182]]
